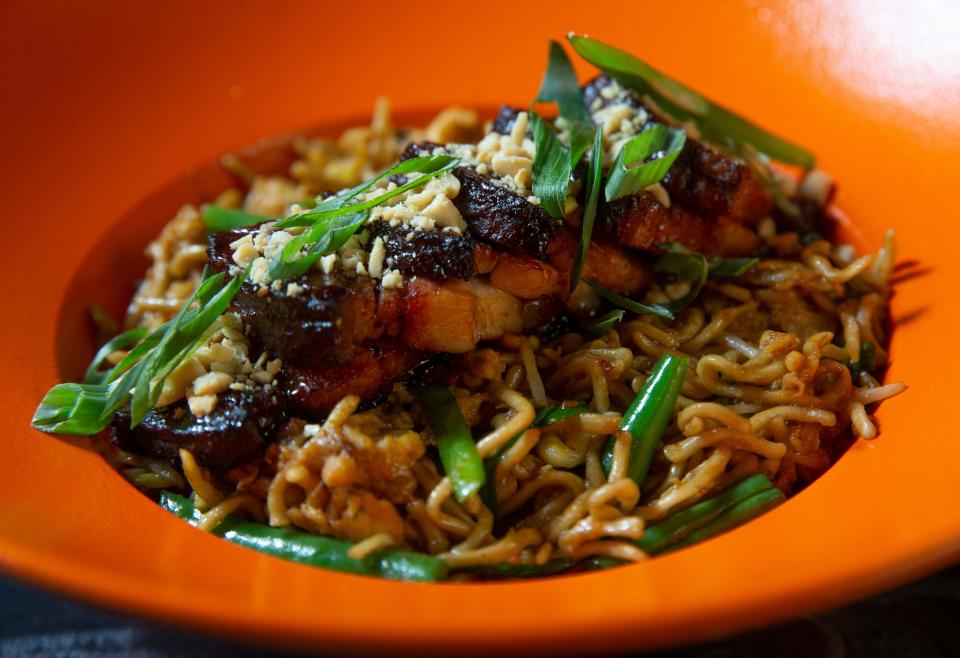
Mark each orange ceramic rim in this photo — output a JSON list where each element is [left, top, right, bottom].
[[2, 2, 958, 654]]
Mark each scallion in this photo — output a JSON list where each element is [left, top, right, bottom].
[[32, 267, 247, 436], [585, 280, 674, 320], [567, 35, 816, 168], [604, 124, 687, 202], [201, 205, 268, 233], [569, 129, 604, 291]]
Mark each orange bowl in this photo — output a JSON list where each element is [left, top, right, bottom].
[[2, 1, 958, 654]]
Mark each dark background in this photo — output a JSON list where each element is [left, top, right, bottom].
[[2, 566, 960, 658]]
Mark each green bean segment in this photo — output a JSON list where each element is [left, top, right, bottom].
[[604, 353, 690, 485], [636, 474, 774, 554], [416, 385, 486, 502], [160, 492, 448, 582]]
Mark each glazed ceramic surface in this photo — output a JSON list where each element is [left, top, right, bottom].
[[1, 1, 958, 653]]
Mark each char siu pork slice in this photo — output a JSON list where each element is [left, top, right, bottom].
[[282, 341, 432, 419], [402, 277, 522, 353], [111, 388, 283, 473], [582, 75, 772, 223], [367, 221, 477, 279], [209, 229, 399, 367], [399, 141, 559, 260]]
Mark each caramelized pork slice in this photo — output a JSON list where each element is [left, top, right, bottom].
[[451, 167, 558, 259], [583, 75, 772, 221], [600, 193, 710, 253], [402, 277, 522, 352], [546, 231, 652, 295], [283, 342, 430, 419], [111, 388, 283, 472], [490, 105, 522, 135], [599, 193, 761, 257], [489, 253, 561, 299], [400, 141, 558, 260], [367, 220, 477, 279], [209, 229, 397, 366]]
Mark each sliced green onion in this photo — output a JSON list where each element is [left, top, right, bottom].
[[653, 250, 708, 313], [604, 124, 687, 202], [530, 111, 574, 219], [567, 35, 816, 168], [160, 492, 447, 582], [652, 243, 759, 312], [32, 267, 247, 436], [275, 155, 458, 229], [585, 280, 674, 320], [586, 309, 626, 339], [636, 474, 774, 554], [31, 382, 114, 435], [604, 353, 689, 486], [705, 255, 759, 277], [844, 340, 877, 379], [267, 210, 368, 280], [262, 155, 457, 281], [83, 327, 148, 385], [530, 41, 597, 221], [536, 40, 593, 126], [454, 558, 577, 580], [201, 205, 268, 232], [416, 385, 485, 502], [736, 143, 801, 218], [570, 129, 604, 291]]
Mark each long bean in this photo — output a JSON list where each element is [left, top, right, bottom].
[[636, 474, 774, 554], [416, 385, 485, 502], [160, 492, 448, 582], [604, 353, 689, 486], [666, 486, 786, 552]]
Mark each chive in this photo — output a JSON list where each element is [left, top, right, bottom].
[[666, 486, 786, 552], [201, 205, 268, 232], [567, 35, 816, 168], [603, 354, 689, 486], [635, 474, 774, 554], [416, 385, 485, 502], [653, 250, 708, 313], [530, 111, 574, 219], [736, 143, 801, 218], [160, 492, 448, 582], [604, 124, 687, 202], [569, 129, 604, 291], [83, 327, 148, 385], [705, 255, 759, 277], [530, 41, 597, 221], [31, 267, 247, 436], [585, 280, 674, 320], [585, 309, 626, 339], [274, 155, 458, 229], [651, 243, 759, 312]]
